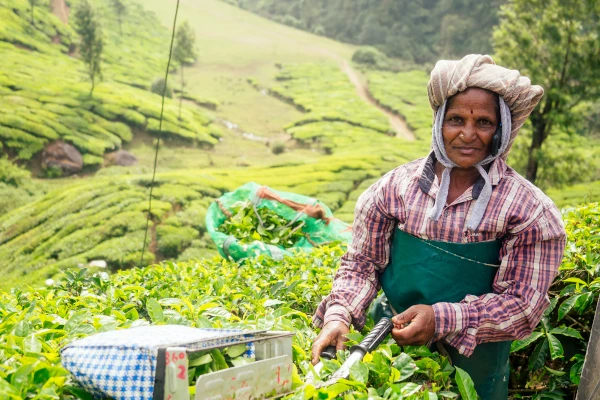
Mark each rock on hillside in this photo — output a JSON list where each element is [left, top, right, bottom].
[[41, 141, 83, 175], [104, 149, 137, 167]]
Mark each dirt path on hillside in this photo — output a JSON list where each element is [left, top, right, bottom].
[[341, 62, 415, 140], [163, 0, 416, 140], [51, 0, 69, 24]]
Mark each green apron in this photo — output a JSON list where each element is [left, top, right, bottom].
[[370, 228, 511, 400]]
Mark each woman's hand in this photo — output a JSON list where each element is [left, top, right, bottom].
[[311, 321, 350, 364], [391, 305, 436, 346]]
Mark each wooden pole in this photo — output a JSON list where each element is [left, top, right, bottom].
[[576, 298, 600, 400]]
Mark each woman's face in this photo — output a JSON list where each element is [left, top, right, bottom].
[[442, 88, 499, 169]]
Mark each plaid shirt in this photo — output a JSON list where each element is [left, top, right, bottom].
[[314, 153, 566, 356]]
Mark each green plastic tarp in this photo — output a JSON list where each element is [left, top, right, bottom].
[[206, 182, 352, 261]]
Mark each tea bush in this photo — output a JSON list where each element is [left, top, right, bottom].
[[0, 245, 470, 399], [0, 0, 75, 53], [0, 202, 598, 399], [352, 46, 389, 69], [270, 63, 393, 139], [0, 157, 30, 186], [0, 0, 220, 167], [271, 141, 286, 155], [0, 158, 42, 214], [0, 153, 411, 289], [507, 202, 600, 398], [150, 77, 174, 99]]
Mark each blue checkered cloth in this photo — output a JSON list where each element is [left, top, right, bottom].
[[61, 325, 256, 400]]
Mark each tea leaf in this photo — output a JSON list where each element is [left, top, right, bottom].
[[146, 299, 164, 323], [549, 327, 584, 340], [24, 334, 42, 353], [511, 331, 544, 353], [557, 295, 581, 321], [391, 353, 417, 381], [547, 334, 564, 360], [349, 361, 369, 384], [455, 367, 477, 400], [225, 344, 247, 358], [529, 338, 549, 371], [570, 360, 584, 385]]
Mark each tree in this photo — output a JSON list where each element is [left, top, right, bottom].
[[28, 0, 37, 25], [111, 0, 127, 36], [173, 20, 198, 119], [74, 0, 104, 97], [493, 0, 600, 183]]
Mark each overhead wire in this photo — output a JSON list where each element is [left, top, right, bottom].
[[139, 0, 180, 268]]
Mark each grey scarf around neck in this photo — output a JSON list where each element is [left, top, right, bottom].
[[429, 97, 512, 231]]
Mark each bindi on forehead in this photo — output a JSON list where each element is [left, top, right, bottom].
[[471, 109, 473, 114]]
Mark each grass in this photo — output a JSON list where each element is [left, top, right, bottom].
[[547, 180, 600, 208], [142, 0, 355, 137], [126, 127, 321, 171]]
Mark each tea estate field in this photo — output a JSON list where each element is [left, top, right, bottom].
[[1, 0, 600, 398], [0, 202, 598, 399]]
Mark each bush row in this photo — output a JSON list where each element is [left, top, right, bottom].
[[0, 202, 598, 398], [366, 70, 432, 140], [0, 153, 410, 289], [271, 63, 392, 135], [0, 0, 220, 166]]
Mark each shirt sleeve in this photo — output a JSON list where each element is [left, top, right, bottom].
[[312, 171, 400, 330], [431, 203, 566, 357]]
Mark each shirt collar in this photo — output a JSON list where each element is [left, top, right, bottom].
[[418, 151, 507, 200]]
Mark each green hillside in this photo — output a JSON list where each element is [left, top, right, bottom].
[[0, 0, 436, 289], [0, 153, 418, 289], [0, 0, 221, 171], [142, 0, 356, 137], [366, 70, 432, 140], [1, 0, 600, 399], [2, 0, 597, 290]]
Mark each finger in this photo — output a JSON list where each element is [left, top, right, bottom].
[[311, 338, 327, 364], [335, 336, 346, 352], [392, 307, 417, 326], [392, 321, 424, 345], [392, 328, 423, 346]]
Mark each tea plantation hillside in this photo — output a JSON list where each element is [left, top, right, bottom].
[[0, 0, 223, 174], [366, 70, 433, 140], [141, 0, 357, 136], [0, 0, 436, 289], [2, 0, 598, 290], [0, 151, 425, 290], [0, 55, 432, 289]]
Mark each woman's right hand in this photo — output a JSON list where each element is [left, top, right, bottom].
[[311, 321, 350, 364]]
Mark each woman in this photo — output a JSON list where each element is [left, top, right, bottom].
[[311, 55, 566, 399]]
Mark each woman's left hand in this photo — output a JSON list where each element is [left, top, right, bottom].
[[391, 305, 436, 346]]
